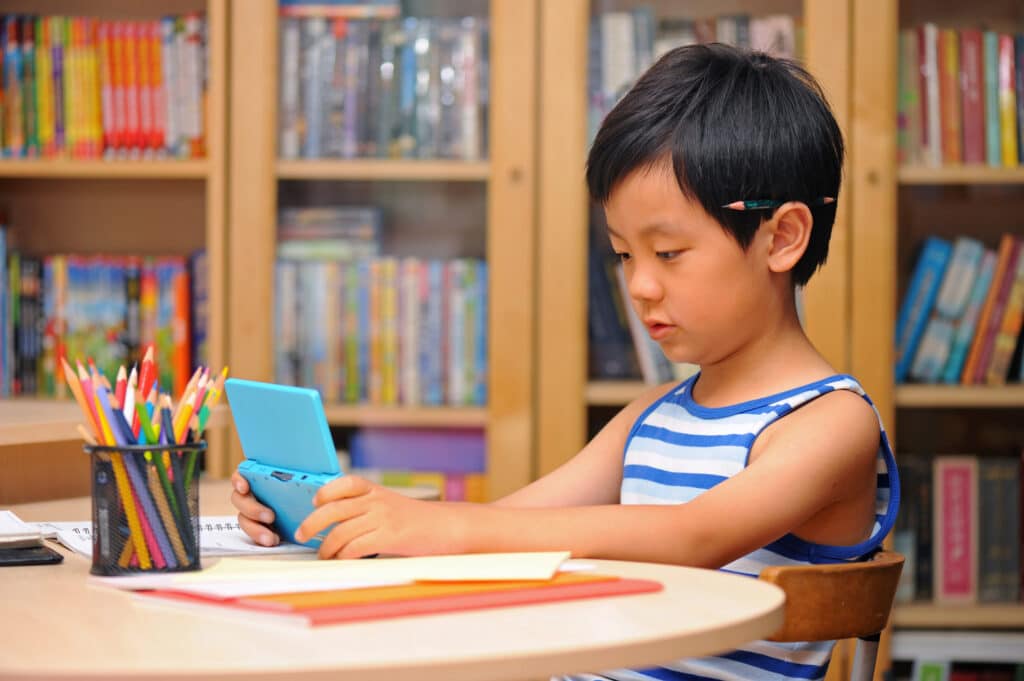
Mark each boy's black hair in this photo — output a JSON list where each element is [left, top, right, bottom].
[[586, 43, 843, 287]]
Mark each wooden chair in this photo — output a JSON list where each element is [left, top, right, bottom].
[[758, 551, 905, 681]]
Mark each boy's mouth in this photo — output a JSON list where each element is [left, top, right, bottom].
[[645, 320, 674, 340]]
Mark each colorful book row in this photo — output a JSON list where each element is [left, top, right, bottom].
[[895, 234, 1024, 385], [899, 24, 1024, 167], [0, 13, 207, 160], [274, 256, 487, 407], [588, 9, 799, 142], [894, 453, 1022, 605], [278, 15, 488, 161], [0, 229, 206, 398]]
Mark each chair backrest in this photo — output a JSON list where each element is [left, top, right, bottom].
[[758, 551, 904, 681]]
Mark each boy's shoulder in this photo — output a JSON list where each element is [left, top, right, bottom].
[[754, 382, 880, 467]]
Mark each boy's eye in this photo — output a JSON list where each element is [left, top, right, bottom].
[[614, 251, 632, 263], [656, 250, 682, 260]]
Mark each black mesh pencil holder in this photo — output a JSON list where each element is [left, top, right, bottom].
[[85, 441, 206, 576]]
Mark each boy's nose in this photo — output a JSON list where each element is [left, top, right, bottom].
[[626, 265, 663, 302]]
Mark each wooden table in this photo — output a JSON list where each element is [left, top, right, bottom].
[[2, 483, 785, 681]]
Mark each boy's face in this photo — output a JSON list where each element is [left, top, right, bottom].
[[604, 162, 774, 366]]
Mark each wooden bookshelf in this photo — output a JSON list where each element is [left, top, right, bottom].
[[0, 159, 210, 180], [585, 380, 648, 406], [276, 159, 491, 182], [0, 400, 230, 447], [895, 384, 1024, 408], [323, 405, 488, 428], [0, 400, 82, 446], [0, 0, 230, 479], [853, 0, 1024, 664], [899, 165, 1024, 185], [228, 0, 538, 500], [893, 603, 1024, 629]]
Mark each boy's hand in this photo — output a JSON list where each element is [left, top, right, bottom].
[[230, 470, 281, 547], [296, 476, 463, 560]]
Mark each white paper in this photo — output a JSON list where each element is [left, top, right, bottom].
[[0, 510, 34, 534], [92, 551, 571, 599], [0, 510, 43, 547], [32, 516, 315, 558]]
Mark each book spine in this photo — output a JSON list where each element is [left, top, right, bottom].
[[899, 28, 922, 165], [938, 28, 961, 164], [943, 249, 997, 383], [983, 31, 1001, 166], [447, 259, 465, 405], [474, 259, 487, 406], [971, 238, 1020, 383], [961, 234, 1015, 382], [985, 238, 1024, 384], [895, 237, 952, 383], [148, 20, 164, 154], [35, 17, 53, 157], [921, 23, 942, 166], [1017, 34, 1024, 164], [160, 17, 177, 156], [909, 317, 954, 383], [380, 257, 397, 405], [933, 455, 979, 603], [344, 261, 360, 402], [136, 20, 153, 157], [997, 34, 1019, 166], [21, 16, 37, 157], [400, 257, 419, 405], [278, 17, 301, 159]]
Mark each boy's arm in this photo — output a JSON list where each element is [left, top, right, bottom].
[[297, 390, 880, 567], [492, 381, 678, 508]]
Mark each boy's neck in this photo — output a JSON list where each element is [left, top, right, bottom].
[[691, 297, 835, 409]]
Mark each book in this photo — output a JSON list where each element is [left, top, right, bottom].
[[933, 456, 978, 603], [895, 237, 951, 383], [961, 235, 1016, 383], [898, 28, 923, 165], [938, 28, 961, 164], [985, 238, 1024, 384], [977, 457, 1020, 603], [960, 29, 986, 164], [134, 572, 663, 627], [943, 249, 997, 384], [997, 34, 1019, 167], [910, 237, 985, 383], [983, 31, 1001, 167]]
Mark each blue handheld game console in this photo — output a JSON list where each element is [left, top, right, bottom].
[[224, 378, 343, 548]]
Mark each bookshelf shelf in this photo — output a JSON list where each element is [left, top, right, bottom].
[[276, 159, 491, 182], [0, 399, 230, 447], [322, 404, 488, 428], [893, 603, 1024, 629], [892, 630, 1024, 664], [585, 380, 650, 406], [899, 165, 1024, 185], [0, 400, 81, 446], [895, 384, 1024, 408], [0, 159, 210, 180]]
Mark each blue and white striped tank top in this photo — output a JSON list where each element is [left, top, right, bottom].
[[563, 373, 900, 681]]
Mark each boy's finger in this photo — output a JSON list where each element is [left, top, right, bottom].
[[314, 475, 372, 506], [317, 515, 376, 559], [231, 489, 275, 524], [237, 514, 279, 547], [296, 497, 365, 544], [231, 470, 249, 494]]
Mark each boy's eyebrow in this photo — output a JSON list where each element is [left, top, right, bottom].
[[605, 222, 678, 239]]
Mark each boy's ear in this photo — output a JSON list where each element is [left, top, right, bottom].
[[764, 201, 813, 275]]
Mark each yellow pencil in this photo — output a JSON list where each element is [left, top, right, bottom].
[[93, 392, 152, 569], [61, 357, 100, 439]]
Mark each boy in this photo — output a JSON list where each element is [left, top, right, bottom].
[[232, 43, 899, 681]]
